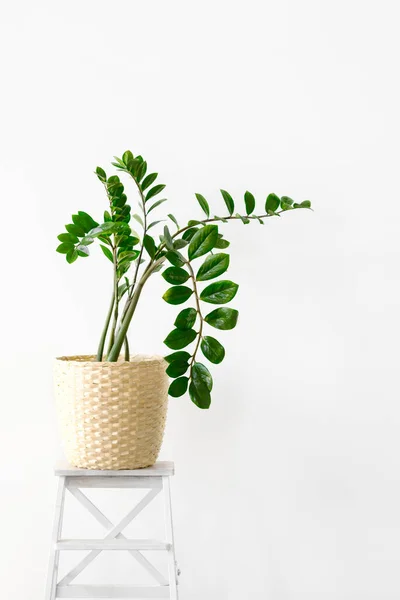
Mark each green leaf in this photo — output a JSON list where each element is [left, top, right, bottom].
[[300, 200, 312, 208], [182, 227, 199, 241], [89, 222, 123, 237], [143, 234, 156, 259], [244, 191, 256, 215], [187, 220, 201, 227], [214, 237, 230, 249], [165, 250, 185, 267], [166, 360, 189, 378], [201, 336, 225, 364], [162, 267, 189, 285], [204, 307, 239, 330], [174, 308, 197, 330], [200, 280, 239, 304], [95, 166, 106, 181], [76, 244, 90, 256], [78, 211, 99, 231], [146, 184, 166, 202], [56, 242, 74, 254], [173, 239, 188, 250], [122, 150, 134, 165], [281, 196, 293, 206], [72, 214, 86, 230], [163, 226, 174, 251], [168, 377, 189, 397], [100, 245, 113, 262], [57, 233, 79, 244], [104, 210, 112, 222], [141, 173, 157, 191], [189, 362, 213, 409], [195, 193, 210, 218], [265, 193, 280, 213], [133, 214, 144, 228], [168, 214, 179, 228], [188, 225, 218, 260], [192, 362, 213, 390], [220, 189, 234, 215], [162, 286, 193, 305], [148, 198, 168, 214], [148, 220, 165, 230], [164, 328, 197, 350], [196, 253, 230, 281], [66, 223, 85, 237], [165, 351, 191, 364], [66, 248, 78, 264]]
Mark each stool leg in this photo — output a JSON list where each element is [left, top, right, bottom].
[[162, 476, 179, 600], [45, 476, 66, 600]]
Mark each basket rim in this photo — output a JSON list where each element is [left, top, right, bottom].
[[55, 354, 166, 366]]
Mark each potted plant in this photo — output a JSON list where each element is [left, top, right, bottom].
[[55, 150, 312, 469]]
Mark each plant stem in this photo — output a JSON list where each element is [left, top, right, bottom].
[[155, 211, 284, 259], [186, 260, 203, 368], [124, 335, 130, 361], [107, 244, 119, 355], [96, 291, 115, 361], [107, 257, 165, 362]]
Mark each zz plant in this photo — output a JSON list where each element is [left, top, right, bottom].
[[56, 151, 311, 408]]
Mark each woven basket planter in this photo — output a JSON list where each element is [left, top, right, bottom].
[[54, 355, 169, 470]]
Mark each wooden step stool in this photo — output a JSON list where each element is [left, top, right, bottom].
[[45, 461, 179, 599]]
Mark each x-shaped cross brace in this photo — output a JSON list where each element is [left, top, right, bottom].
[[57, 485, 168, 587]]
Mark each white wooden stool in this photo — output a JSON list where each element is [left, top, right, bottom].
[[45, 461, 179, 599]]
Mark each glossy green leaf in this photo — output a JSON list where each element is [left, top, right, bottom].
[[164, 328, 197, 350], [165, 250, 186, 267], [281, 196, 293, 206], [57, 233, 79, 244], [201, 336, 225, 364], [143, 234, 156, 259], [244, 191, 256, 215], [174, 308, 197, 330], [66, 223, 85, 237], [168, 377, 189, 397], [182, 227, 199, 241], [237, 213, 250, 224], [122, 150, 134, 165], [204, 307, 239, 330], [95, 166, 106, 181], [188, 225, 218, 260], [100, 245, 113, 262], [187, 220, 201, 227], [195, 193, 210, 217], [165, 351, 191, 364], [66, 248, 78, 264], [166, 360, 189, 378], [189, 362, 213, 409], [162, 267, 189, 285], [300, 200, 312, 208], [141, 173, 157, 191], [56, 242, 74, 254], [163, 286, 193, 305], [265, 193, 280, 213], [78, 211, 99, 231], [200, 280, 239, 304], [214, 237, 230, 249], [148, 198, 167, 214], [220, 189, 234, 215], [146, 184, 166, 202], [196, 253, 230, 281]]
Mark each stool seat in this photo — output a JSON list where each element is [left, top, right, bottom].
[[46, 460, 179, 599], [54, 461, 175, 477]]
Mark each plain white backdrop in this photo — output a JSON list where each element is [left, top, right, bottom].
[[1, 0, 400, 598]]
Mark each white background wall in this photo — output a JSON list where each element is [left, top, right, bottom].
[[1, 1, 399, 598]]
